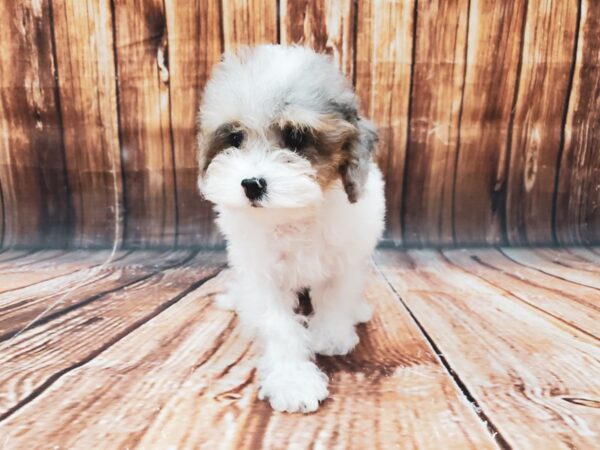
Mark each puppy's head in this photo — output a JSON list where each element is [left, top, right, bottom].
[[197, 45, 377, 212]]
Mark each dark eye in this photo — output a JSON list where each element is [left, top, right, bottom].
[[283, 126, 309, 151], [228, 131, 244, 148]]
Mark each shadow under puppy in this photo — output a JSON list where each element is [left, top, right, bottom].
[[197, 45, 385, 413]]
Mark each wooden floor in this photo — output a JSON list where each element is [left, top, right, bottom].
[[0, 248, 599, 449]]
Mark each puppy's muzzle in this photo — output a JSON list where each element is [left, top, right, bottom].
[[241, 177, 267, 201]]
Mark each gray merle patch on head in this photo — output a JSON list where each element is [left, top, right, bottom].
[[327, 99, 359, 123], [338, 118, 379, 203]]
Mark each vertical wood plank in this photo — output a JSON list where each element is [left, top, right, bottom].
[[556, 0, 600, 245], [51, 0, 123, 248], [403, 0, 469, 246], [222, 0, 278, 48], [505, 0, 578, 245], [113, 0, 177, 247], [165, 0, 222, 246], [355, 0, 415, 244], [453, 1, 527, 245], [280, 0, 355, 78], [165, 0, 223, 247], [0, 0, 70, 247]]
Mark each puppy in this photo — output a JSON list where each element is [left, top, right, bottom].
[[197, 45, 385, 413]]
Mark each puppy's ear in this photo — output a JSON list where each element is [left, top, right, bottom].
[[339, 118, 378, 203]]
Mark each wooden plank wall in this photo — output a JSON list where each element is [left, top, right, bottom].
[[0, 0, 598, 248]]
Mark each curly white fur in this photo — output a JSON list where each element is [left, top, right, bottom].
[[198, 45, 385, 413]]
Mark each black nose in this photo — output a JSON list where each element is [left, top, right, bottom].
[[241, 177, 267, 201]]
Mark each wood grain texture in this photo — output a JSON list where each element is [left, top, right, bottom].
[[0, 264, 495, 449], [501, 247, 600, 290], [403, 0, 469, 246], [113, 0, 177, 247], [453, 1, 527, 245], [441, 248, 600, 341], [222, 0, 278, 49], [165, 0, 222, 247], [51, 0, 123, 248], [280, 0, 355, 77], [0, 250, 32, 264], [376, 249, 600, 449], [505, 0, 579, 245], [0, 249, 111, 294], [0, 0, 70, 247], [0, 250, 194, 340], [555, 0, 600, 245], [0, 252, 224, 421], [355, 0, 415, 244]]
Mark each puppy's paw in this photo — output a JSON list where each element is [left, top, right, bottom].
[[309, 322, 359, 356], [214, 293, 236, 311], [258, 362, 329, 413], [353, 299, 373, 324]]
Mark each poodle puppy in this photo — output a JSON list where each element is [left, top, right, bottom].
[[197, 45, 385, 413]]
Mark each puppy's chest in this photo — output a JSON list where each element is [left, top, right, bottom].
[[269, 220, 340, 287]]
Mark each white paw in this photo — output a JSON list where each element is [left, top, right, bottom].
[[309, 322, 359, 356], [214, 293, 236, 311], [353, 299, 373, 324], [258, 362, 329, 413]]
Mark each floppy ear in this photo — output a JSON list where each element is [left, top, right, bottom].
[[339, 118, 378, 203]]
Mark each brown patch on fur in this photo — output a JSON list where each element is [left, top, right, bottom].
[[276, 115, 359, 190], [199, 122, 243, 174]]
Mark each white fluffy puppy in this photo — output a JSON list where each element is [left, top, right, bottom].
[[197, 45, 385, 413]]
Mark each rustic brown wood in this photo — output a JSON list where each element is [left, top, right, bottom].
[[376, 249, 600, 449], [533, 247, 600, 274], [222, 0, 278, 48], [555, 0, 600, 245], [355, 0, 415, 244], [403, 0, 469, 246], [165, 0, 223, 247], [0, 250, 113, 294], [0, 250, 194, 339], [51, 0, 123, 248], [0, 264, 495, 449], [505, 0, 579, 245], [280, 0, 355, 78], [501, 247, 600, 290], [0, 250, 64, 269], [453, 1, 528, 245], [441, 248, 600, 341], [113, 0, 177, 247], [0, 252, 224, 421], [0, 251, 32, 264], [567, 246, 600, 265], [1, 2, 600, 248], [0, 0, 70, 247]]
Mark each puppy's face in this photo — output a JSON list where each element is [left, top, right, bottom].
[[197, 46, 377, 212]]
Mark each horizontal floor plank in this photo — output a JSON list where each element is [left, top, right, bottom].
[[375, 249, 600, 449], [0, 267, 496, 449], [0, 252, 225, 420], [0, 250, 194, 339], [0, 251, 33, 264], [441, 248, 600, 340], [0, 250, 122, 294], [501, 248, 600, 289]]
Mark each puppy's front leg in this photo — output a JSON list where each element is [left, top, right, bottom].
[[238, 280, 328, 413], [309, 263, 372, 356]]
